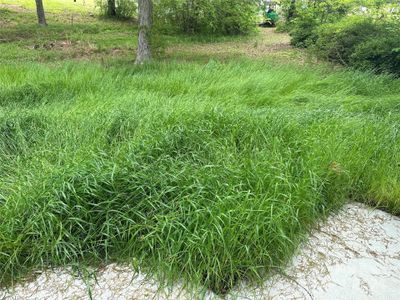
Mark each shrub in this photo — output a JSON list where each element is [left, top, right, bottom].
[[289, 15, 319, 47], [313, 17, 400, 75], [154, 0, 258, 35], [313, 17, 383, 64], [350, 30, 400, 76], [287, 0, 350, 47]]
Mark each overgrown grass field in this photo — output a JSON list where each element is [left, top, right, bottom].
[[1, 0, 400, 295], [1, 60, 400, 293]]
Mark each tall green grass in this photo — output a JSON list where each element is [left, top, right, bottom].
[[1, 60, 400, 293]]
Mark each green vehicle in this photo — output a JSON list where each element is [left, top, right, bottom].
[[260, 8, 279, 27]]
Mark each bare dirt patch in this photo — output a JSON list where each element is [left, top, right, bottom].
[[0, 4, 29, 13], [28, 40, 75, 51], [25, 40, 129, 61], [166, 28, 303, 62]]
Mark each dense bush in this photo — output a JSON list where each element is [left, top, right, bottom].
[[289, 15, 318, 47], [350, 35, 400, 75], [286, 0, 400, 76], [313, 17, 400, 75], [287, 0, 350, 47], [154, 0, 258, 34], [96, 0, 137, 19]]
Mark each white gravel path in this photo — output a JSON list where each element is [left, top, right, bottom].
[[1, 203, 400, 300]]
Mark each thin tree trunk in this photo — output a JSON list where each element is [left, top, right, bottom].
[[136, 0, 152, 64], [35, 0, 47, 26], [287, 0, 296, 22], [107, 0, 116, 17]]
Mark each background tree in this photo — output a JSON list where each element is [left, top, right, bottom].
[[107, 0, 117, 17], [35, 0, 47, 26], [136, 0, 152, 63]]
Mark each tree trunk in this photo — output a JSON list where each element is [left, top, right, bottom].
[[35, 0, 47, 26], [107, 0, 116, 17], [287, 0, 296, 22], [136, 0, 152, 64]]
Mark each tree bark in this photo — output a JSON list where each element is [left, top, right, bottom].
[[136, 0, 152, 64], [35, 0, 47, 26], [107, 0, 116, 17]]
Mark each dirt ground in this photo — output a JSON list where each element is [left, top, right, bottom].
[[168, 29, 292, 57], [165, 28, 307, 63], [2, 203, 400, 300]]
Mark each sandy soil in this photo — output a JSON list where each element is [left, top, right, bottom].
[[1, 202, 400, 300]]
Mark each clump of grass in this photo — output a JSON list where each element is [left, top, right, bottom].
[[0, 113, 47, 155], [0, 60, 399, 294]]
